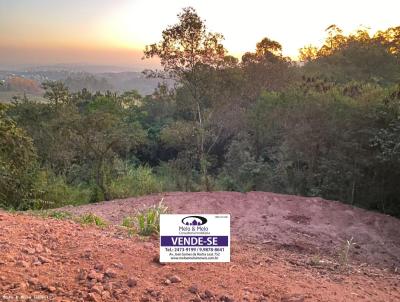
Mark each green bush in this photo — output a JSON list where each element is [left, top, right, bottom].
[[89, 185, 105, 203], [109, 165, 161, 199], [33, 170, 92, 209], [0, 107, 38, 210], [218, 138, 273, 192], [155, 160, 200, 192]]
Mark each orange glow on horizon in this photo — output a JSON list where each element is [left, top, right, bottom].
[[0, 0, 399, 67]]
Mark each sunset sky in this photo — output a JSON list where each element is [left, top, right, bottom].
[[0, 0, 399, 70]]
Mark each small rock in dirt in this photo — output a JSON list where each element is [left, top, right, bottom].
[[105, 268, 117, 278], [77, 269, 88, 280], [281, 294, 305, 302], [88, 270, 104, 282], [219, 294, 235, 302], [204, 290, 214, 298], [188, 284, 199, 294], [168, 275, 181, 283], [87, 279, 97, 288], [102, 291, 111, 299], [22, 247, 36, 255], [91, 284, 103, 295], [88, 292, 101, 302], [94, 263, 104, 271], [144, 288, 160, 297], [112, 262, 123, 269], [153, 255, 166, 266], [127, 277, 137, 287], [121, 288, 129, 294], [38, 255, 51, 264], [192, 298, 202, 302], [17, 282, 27, 290], [2, 284, 12, 291], [47, 286, 56, 293], [113, 289, 123, 298], [164, 279, 172, 285], [146, 288, 155, 294], [28, 278, 40, 286], [82, 250, 92, 259], [28, 278, 39, 285], [103, 282, 114, 291], [150, 290, 160, 297], [16, 260, 29, 268]]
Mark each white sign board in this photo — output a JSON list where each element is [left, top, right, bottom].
[[160, 214, 230, 262]]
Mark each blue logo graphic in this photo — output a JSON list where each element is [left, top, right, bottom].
[[182, 215, 207, 226]]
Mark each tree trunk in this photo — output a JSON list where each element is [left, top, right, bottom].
[[351, 180, 356, 205], [197, 102, 210, 191], [96, 159, 110, 201]]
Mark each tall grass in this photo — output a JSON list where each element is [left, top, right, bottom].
[[121, 199, 168, 236], [136, 199, 168, 236], [80, 213, 108, 227], [338, 237, 356, 268]]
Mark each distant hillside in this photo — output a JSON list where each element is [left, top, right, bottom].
[[62, 72, 165, 95], [0, 68, 165, 96], [0, 75, 46, 103]]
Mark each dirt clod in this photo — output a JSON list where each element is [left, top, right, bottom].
[[220, 294, 235, 302], [164, 279, 171, 285], [16, 260, 29, 268], [204, 289, 214, 298], [38, 255, 51, 264], [77, 269, 88, 280], [168, 275, 181, 283], [88, 270, 104, 282], [88, 292, 101, 302], [189, 284, 199, 294], [105, 268, 117, 278], [127, 277, 137, 287]]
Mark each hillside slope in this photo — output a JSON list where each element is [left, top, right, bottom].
[[63, 191, 400, 268]]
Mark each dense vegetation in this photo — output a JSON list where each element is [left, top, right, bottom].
[[1, 8, 399, 217]]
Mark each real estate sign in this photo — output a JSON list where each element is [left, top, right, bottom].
[[160, 214, 230, 262]]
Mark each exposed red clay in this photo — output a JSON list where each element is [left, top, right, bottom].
[[0, 191, 399, 301]]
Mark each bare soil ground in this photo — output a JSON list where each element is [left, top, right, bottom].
[[0, 191, 399, 302], [63, 192, 400, 268]]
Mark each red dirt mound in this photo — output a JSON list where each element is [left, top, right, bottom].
[[0, 210, 399, 302], [63, 191, 400, 268]]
